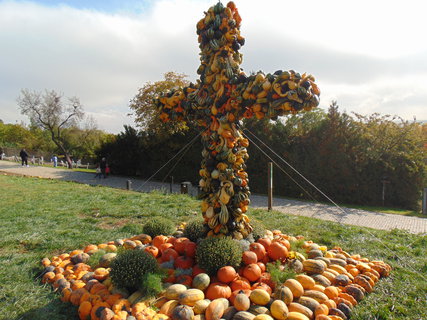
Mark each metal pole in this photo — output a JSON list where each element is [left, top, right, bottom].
[[423, 187, 427, 215], [268, 162, 273, 211], [382, 181, 386, 206], [126, 180, 132, 191], [170, 176, 174, 193]]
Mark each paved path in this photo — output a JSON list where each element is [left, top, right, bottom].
[[1, 160, 426, 234]]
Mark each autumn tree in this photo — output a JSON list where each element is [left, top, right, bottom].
[[129, 72, 191, 137], [18, 89, 84, 168]]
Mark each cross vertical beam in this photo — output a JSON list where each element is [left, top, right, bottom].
[[155, 1, 320, 239]]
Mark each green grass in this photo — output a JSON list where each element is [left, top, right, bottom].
[[0, 174, 426, 320]]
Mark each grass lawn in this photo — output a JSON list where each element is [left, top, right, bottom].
[[0, 174, 426, 320]]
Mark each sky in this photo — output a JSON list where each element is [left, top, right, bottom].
[[0, 0, 426, 133]]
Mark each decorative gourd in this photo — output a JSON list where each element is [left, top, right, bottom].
[[337, 302, 352, 319], [78, 301, 92, 320], [251, 282, 272, 295], [324, 286, 339, 299], [253, 315, 274, 320], [171, 305, 194, 320], [70, 288, 88, 306], [269, 299, 289, 320], [285, 312, 310, 320], [206, 283, 232, 300], [274, 285, 293, 305], [144, 245, 159, 258], [354, 275, 373, 293], [298, 296, 320, 312], [234, 292, 251, 311], [284, 279, 304, 299], [302, 290, 329, 304], [192, 273, 211, 291], [310, 274, 331, 287], [232, 311, 256, 320], [249, 289, 270, 306], [267, 242, 288, 261], [91, 301, 110, 320], [179, 288, 205, 307], [338, 292, 357, 306], [205, 299, 226, 320], [329, 308, 348, 320], [223, 306, 238, 320], [193, 299, 211, 314], [288, 303, 313, 319], [302, 259, 326, 275], [217, 266, 237, 284], [160, 300, 180, 317], [295, 274, 315, 290], [166, 284, 188, 300], [243, 263, 262, 282], [343, 285, 364, 302], [314, 303, 329, 317]]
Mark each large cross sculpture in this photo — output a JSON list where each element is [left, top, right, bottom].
[[155, 1, 320, 240]]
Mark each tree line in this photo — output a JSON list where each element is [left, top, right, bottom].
[[4, 74, 426, 210], [99, 107, 425, 211]]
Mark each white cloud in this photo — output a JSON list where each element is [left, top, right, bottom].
[[0, 0, 426, 133]]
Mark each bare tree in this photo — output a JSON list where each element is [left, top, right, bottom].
[[18, 89, 84, 168]]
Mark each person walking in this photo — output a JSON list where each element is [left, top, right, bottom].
[[100, 157, 107, 178], [20, 149, 29, 167], [51, 155, 58, 167]]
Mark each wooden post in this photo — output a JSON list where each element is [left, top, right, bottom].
[[423, 187, 427, 215], [170, 176, 174, 193], [126, 180, 132, 191], [268, 162, 273, 211]]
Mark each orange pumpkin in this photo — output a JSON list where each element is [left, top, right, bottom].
[[183, 241, 197, 258], [249, 243, 267, 261], [230, 277, 251, 291], [174, 237, 190, 255], [217, 266, 237, 284], [152, 235, 168, 248], [242, 251, 258, 265], [176, 274, 193, 287], [70, 288, 88, 306], [174, 256, 194, 269], [257, 238, 272, 250], [243, 263, 262, 282], [206, 282, 232, 300], [267, 242, 288, 261], [145, 245, 159, 258], [161, 248, 179, 262]]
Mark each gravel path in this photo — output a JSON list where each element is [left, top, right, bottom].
[[1, 160, 426, 234]]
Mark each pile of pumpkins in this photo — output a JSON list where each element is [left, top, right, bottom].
[[40, 229, 390, 320], [154, 1, 321, 239]]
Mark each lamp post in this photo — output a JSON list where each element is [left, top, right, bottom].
[[381, 176, 390, 206]]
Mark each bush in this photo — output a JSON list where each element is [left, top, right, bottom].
[[183, 219, 207, 242], [110, 249, 159, 292], [251, 219, 266, 241], [196, 237, 243, 275], [142, 217, 175, 237]]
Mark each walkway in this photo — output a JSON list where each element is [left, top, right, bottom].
[[1, 160, 426, 234]]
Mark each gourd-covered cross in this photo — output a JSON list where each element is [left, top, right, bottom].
[[155, 1, 320, 239]]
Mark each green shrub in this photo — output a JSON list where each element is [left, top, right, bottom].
[[110, 249, 159, 291], [251, 219, 266, 241], [196, 237, 243, 275], [139, 273, 165, 298], [87, 249, 106, 268], [183, 219, 207, 242], [267, 261, 296, 286], [142, 217, 175, 237]]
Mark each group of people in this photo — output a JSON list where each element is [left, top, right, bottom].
[[17, 149, 110, 178], [94, 157, 109, 179]]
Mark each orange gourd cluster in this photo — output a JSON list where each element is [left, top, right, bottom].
[[41, 229, 390, 320]]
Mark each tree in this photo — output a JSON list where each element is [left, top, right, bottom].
[[129, 72, 191, 137], [18, 89, 84, 168]]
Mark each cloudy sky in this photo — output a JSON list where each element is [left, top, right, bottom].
[[1, 0, 426, 133]]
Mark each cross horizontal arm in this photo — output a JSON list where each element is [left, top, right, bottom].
[[231, 70, 320, 121]]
